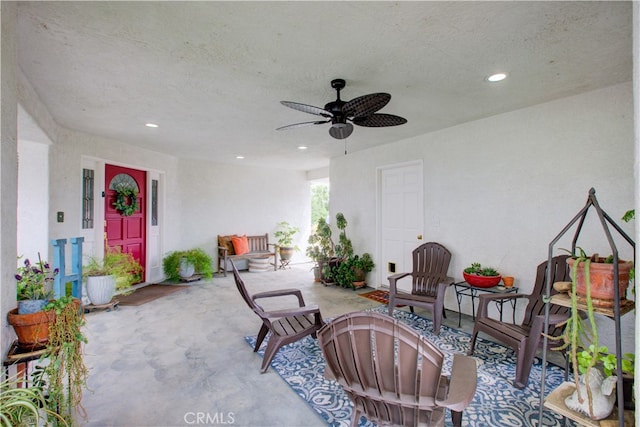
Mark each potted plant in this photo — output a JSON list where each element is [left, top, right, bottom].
[[7, 255, 58, 348], [564, 247, 633, 307], [274, 221, 300, 262], [162, 248, 214, 282], [351, 252, 375, 282], [1, 375, 65, 426], [15, 255, 56, 314], [306, 218, 335, 282], [462, 262, 501, 288], [334, 213, 353, 261], [576, 345, 635, 410], [83, 247, 144, 305], [324, 214, 374, 289], [550, 247, 633, 420]]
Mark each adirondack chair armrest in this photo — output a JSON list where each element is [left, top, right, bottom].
[[388, 272, 411, 292], [253, 288, 305, 306], [435, 276, 456, 297], [262, 304, 320, 319], [436, 354, 477, 411], [476, 292, 527, 318], [218, 246, 228, 255]]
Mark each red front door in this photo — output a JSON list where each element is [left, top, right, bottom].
[[105, 164, 146, 282]]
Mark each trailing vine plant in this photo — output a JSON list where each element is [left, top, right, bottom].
[[33, 296, 89, 426], [550, 248, 600, 418], [112, 184, 139, 216]]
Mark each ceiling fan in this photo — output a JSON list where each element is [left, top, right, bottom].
[[277, 79, 407, 140]]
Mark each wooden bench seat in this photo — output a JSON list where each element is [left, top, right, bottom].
[[217, 234, 278, 277]]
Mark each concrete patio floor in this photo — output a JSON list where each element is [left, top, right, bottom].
[[80, 264, 508, 426]]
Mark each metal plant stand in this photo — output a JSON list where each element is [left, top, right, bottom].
[[539, 188, 634, 427]]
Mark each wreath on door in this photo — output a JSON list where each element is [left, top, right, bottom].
[[113, 184, 139, 216]]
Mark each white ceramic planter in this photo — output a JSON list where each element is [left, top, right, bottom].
[[179, 258, 195, 279], [86, 275, 116, 305]]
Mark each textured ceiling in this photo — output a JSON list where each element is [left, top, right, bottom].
[[17, 1, 632, 171]]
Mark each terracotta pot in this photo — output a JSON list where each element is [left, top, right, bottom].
[[567, 258, 633, 307], [7, 308, 55, 348]]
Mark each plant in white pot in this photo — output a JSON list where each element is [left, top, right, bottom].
[[83, 247, 143, 305], [274, 221, 300, 262], [162, 248, 214, 282]]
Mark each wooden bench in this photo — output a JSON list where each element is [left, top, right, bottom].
[[217, 234, 278, 277]]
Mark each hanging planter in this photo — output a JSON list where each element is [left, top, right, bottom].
[[112, 184, 139, 216]]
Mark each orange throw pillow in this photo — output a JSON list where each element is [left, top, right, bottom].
[[231, 235, 249, 255]]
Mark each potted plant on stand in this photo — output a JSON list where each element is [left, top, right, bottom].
[[7, 255, 58, 348], [306, 218, 334, 282], [83, 247, 144, 306], [162, 248, 214, 282], [549, 247, 634, 420], [5, 252, 89, 425], [351, 253, 375, 285], [274, 221, 300, 264], [462, 262, 502, 288], [328, 213, 375, 289]]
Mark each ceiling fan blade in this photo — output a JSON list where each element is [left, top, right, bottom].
[[343, 93, 391, 118], [280, 101, 333, 118], [276, 119, 331, 131], [352, 113, 407, 127], [329, 123, 354, 140]]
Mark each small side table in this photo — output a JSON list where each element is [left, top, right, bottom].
[[3, 340, 47, 386], [278, 258, 292, 270], [453, 282, 519, 327]]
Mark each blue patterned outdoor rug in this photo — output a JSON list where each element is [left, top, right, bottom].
[[244, 306, 575, 427]]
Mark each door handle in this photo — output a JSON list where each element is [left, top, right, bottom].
[[417, 234, 423, 240]]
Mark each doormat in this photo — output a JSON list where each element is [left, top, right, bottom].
[[117, 284, 187, 306], [358, 289, 404, 307]]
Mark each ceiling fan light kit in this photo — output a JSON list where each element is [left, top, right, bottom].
[[277, 79, 407, 140]]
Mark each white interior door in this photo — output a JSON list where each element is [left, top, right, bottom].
[[377, 161, 424, 290]]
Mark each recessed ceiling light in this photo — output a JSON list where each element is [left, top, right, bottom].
[[236, 155, 245, 160], [298, 146, 308, 150], [145, 123, 159, 128], [486, 73, 507, 82]]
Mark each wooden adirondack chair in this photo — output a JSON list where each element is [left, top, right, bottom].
[[388, 242, 454, 335], [467, 255, 571, 388], [230, 260, 324, 373], [319, 311, 477, 427]]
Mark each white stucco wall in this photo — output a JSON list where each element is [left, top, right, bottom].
[[18, 77, 313, 275], [330, 81, 635, 353], [0, 1, 18, 352], [17, 139, 49, 261], [175, 159, 311, 265]]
